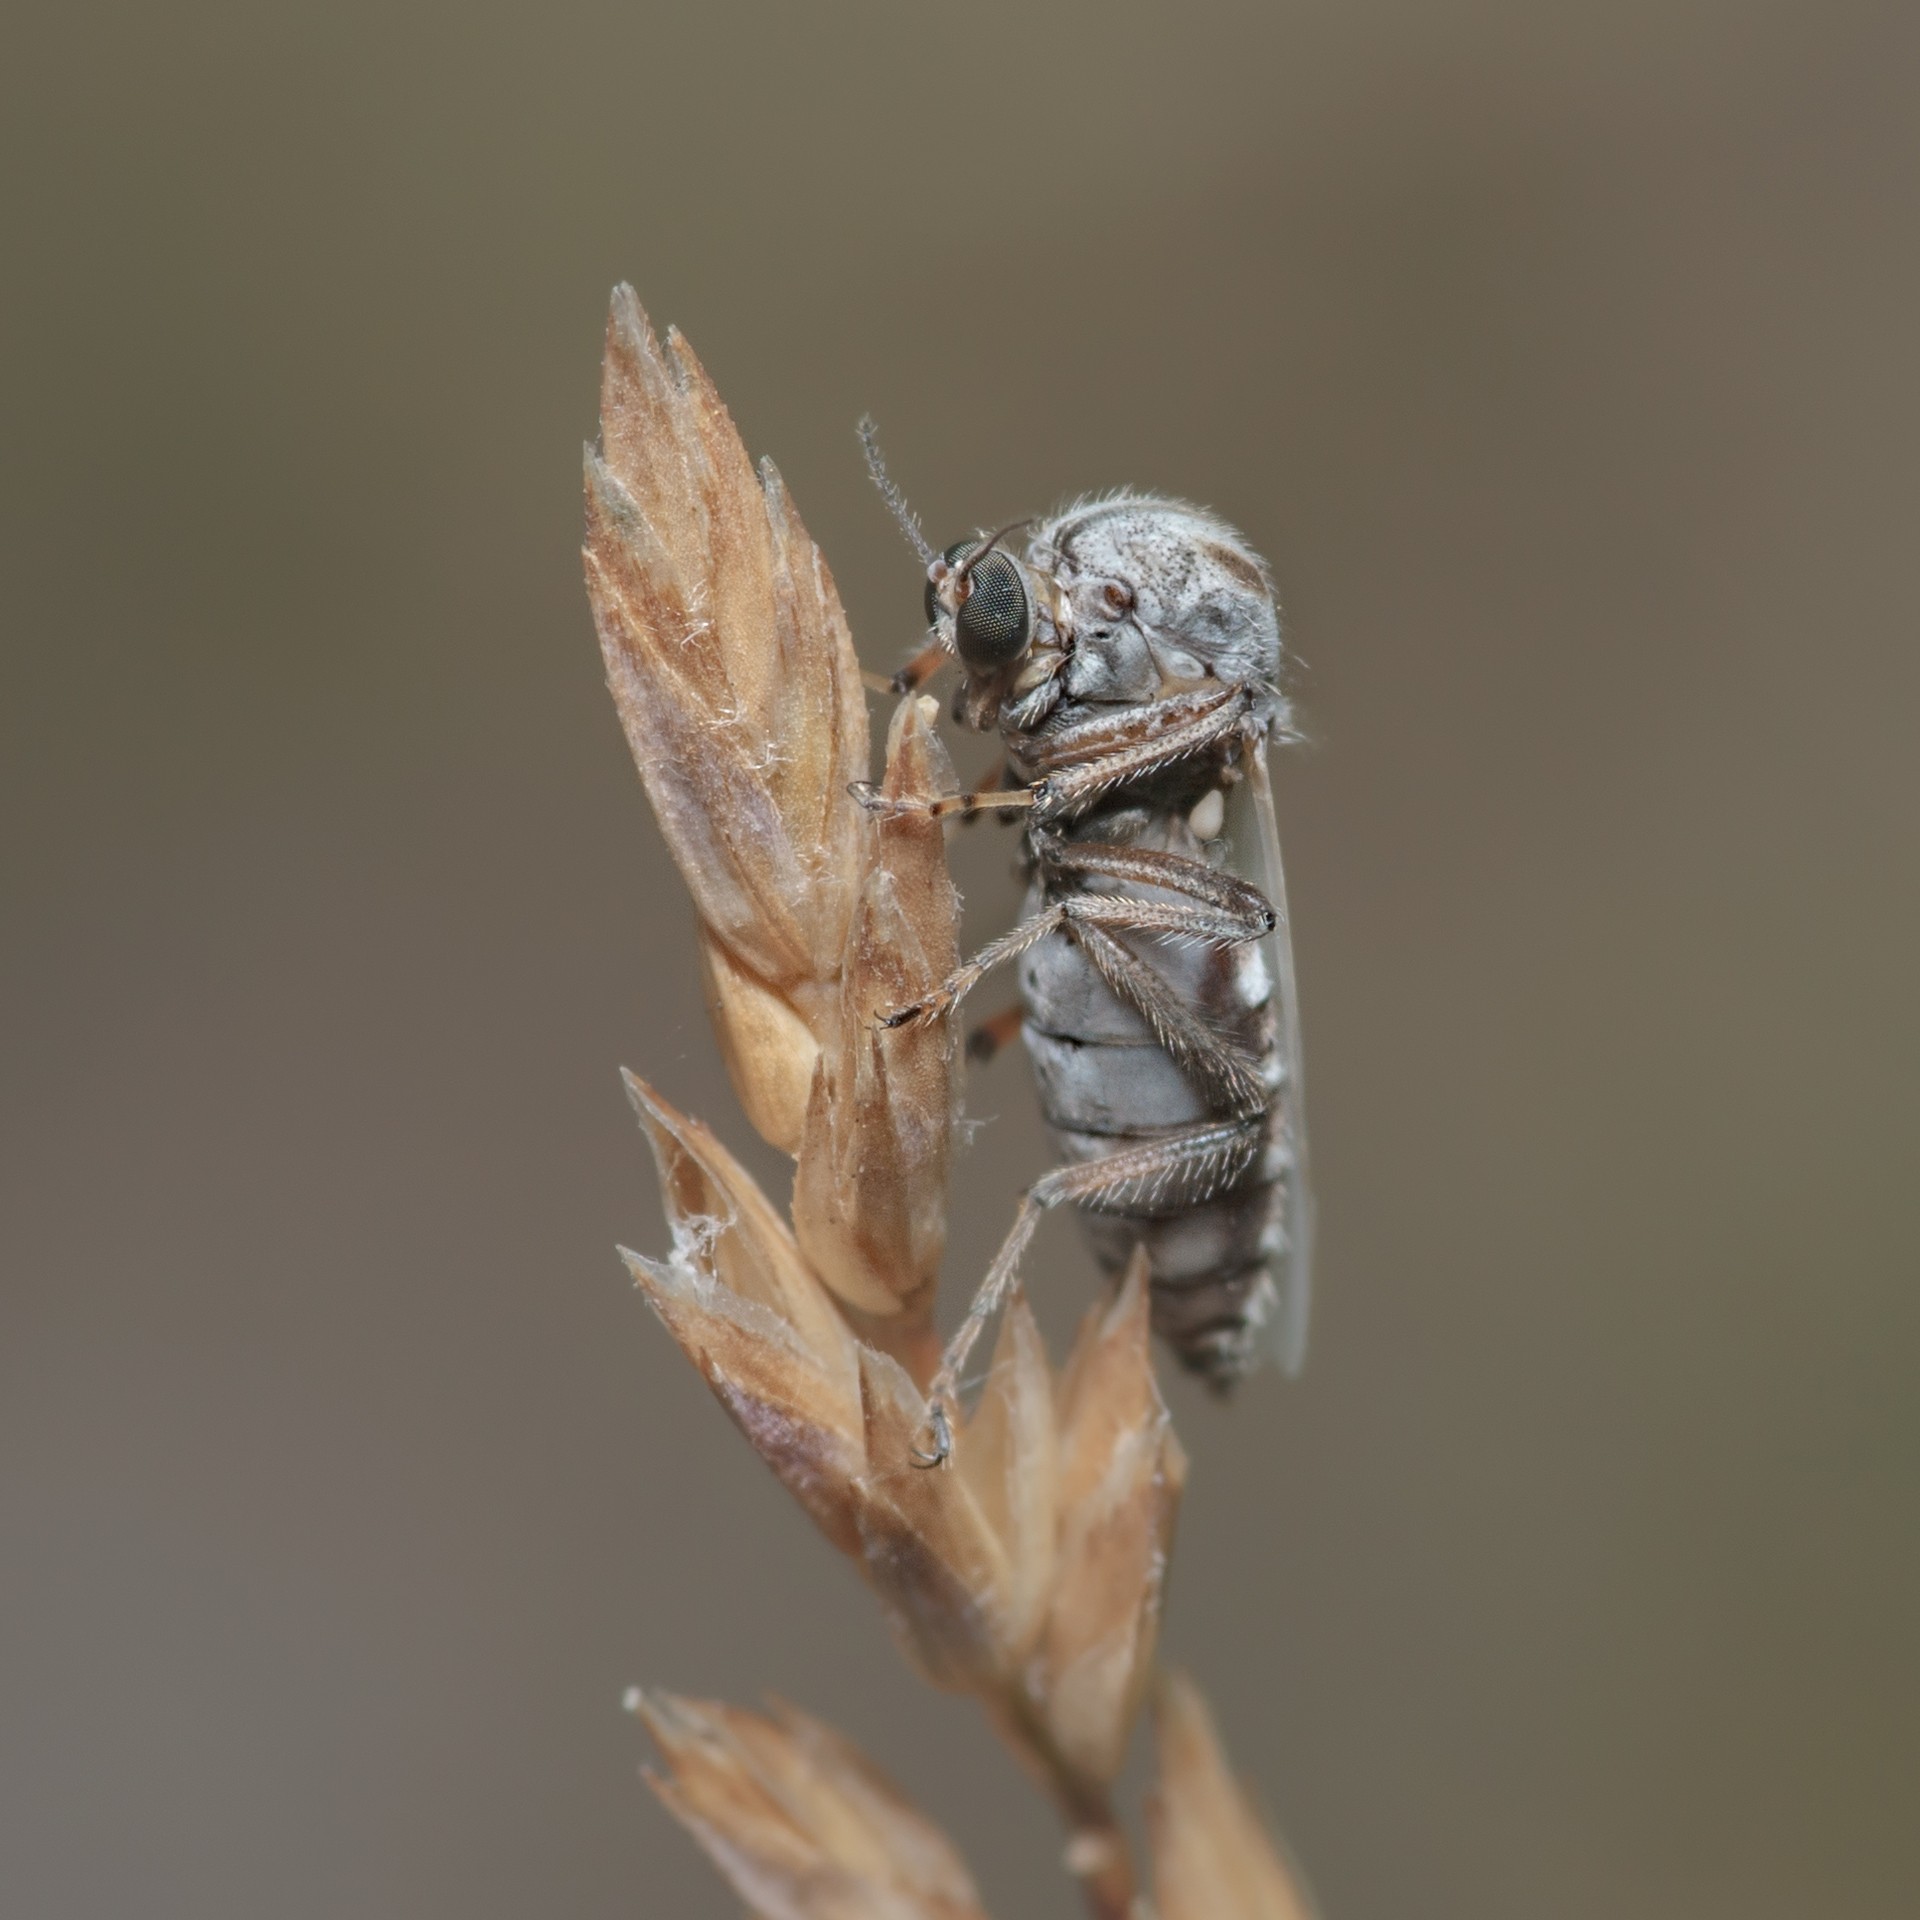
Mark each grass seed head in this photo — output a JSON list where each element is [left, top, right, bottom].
[[624, 1075, 867, 1555], [584, 287, 870, 1154]]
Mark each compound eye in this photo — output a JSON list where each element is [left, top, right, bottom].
[[953, 550, 1031, 670]]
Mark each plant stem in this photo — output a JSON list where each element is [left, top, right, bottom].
[[987, 1693, 1140, 1918], [1065, 1817, 1138, 1920]]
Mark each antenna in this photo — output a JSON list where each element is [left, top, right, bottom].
[[857, 416, 935, 566], [953, 516, 1036, 591]]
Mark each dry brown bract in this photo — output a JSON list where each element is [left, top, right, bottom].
[[635, 1691, 989, 1920], [584, 286, 955, 1348], [1151, 1673, 1322, 1920], [584, 287, 1313, 1920]]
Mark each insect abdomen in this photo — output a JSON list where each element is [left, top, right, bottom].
[[1015, 850, 1285, 1386]]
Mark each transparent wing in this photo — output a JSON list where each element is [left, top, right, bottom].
[[1240, 735, 1313, 1374]]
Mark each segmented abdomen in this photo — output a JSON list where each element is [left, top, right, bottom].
[[1014, 822, 1288, 1386]]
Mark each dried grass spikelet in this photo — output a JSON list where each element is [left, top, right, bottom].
[[1031, 1274, 1188, 1794], [793, 694, 960, 1332], [624, 1077, 1183, 1823], [1150, 1672, 1321, 1920], [584, 288, 955, 1332], [622, 1074, 865, 1556], [583, 287, 865, 1152], [635, 1690, 990, 1920], [852, 1291, 1058, 1697]]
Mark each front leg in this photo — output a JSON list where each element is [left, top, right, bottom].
[[848, 685, 1257, 827], [848, 779, 1037, 824], [1024, 685, 1253, 822]]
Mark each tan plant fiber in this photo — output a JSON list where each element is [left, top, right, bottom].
[[585, 288, 1314, 1919]]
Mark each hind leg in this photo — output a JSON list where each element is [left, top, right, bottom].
[[912, 1117, 1261, 1466]]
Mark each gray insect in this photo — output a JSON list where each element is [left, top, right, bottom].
[[856, 425, 1313, 1465]]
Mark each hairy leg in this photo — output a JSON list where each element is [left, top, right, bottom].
[[913, 1117, 1263, 1465], [849, 689, 1256, 826], [1033, 833, 1276, 931], [881, 886, 1270, 1030], [1027, 689, 1252, 821], [951, 842, 1274, 1077], [891, 636, 950, 695], [1067, 918, 1269, 1118], [849, 780, 1037, 823]]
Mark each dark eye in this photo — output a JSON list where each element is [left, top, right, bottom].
[[954, 550, 1031, 669]]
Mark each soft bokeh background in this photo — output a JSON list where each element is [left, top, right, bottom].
[[5, 4, 1916, 1916]]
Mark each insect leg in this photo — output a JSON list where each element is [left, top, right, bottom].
[[955, 753, 1007, 829], [965, 1002, 1025, 1062], [881, 868, 1268, 1032], [1034, 685, 1245, 770], [1029, 688, 1254, 822], [889, 636, 949, 696], [913, 1118, 1262, 1466], [857, 689, 1256, 827], [1066, 916, 1270, 1118], [1062, 889, 1274, 949], [848, 780, 1037, 824], [878, 903, 1073, 1029], [1036, 835, 1277, 930]]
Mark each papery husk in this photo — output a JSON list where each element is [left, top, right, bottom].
[[699, 928, 825, 1162], [637, 1691, 991, 1920], [589, 291, 960, 1331], [951, 1294, 1058, 1668], [852, 1344, 1015, 1694], [585, 288, 869, 1154], [851, 1295, 1057, 1694], [624, 1081, 1072, 1710], [792, 695, 960, 1327], [623, 1074, 865, 1557], [1150, 1672, 1320, 1920], [1030, 1258, 1188, 1793]]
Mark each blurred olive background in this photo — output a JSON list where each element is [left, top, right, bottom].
[[5, 3, 1917, 1916]]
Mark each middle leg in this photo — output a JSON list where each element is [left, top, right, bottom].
[[881, 886, 1272, 1031], [882, 834, 1276, 1035]]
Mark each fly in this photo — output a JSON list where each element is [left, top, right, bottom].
[[854, 423, 1313, 1466]]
